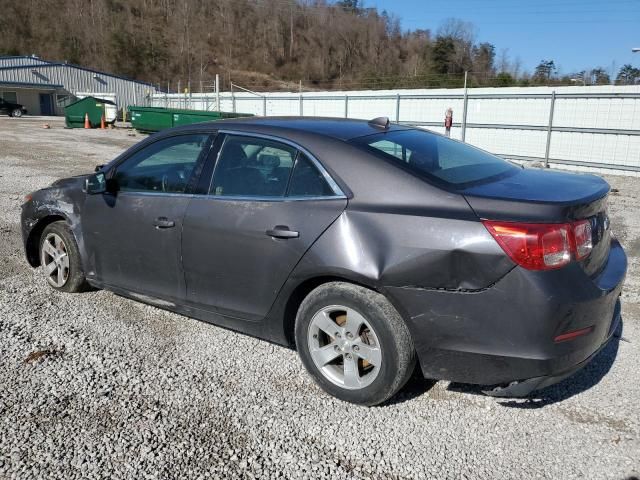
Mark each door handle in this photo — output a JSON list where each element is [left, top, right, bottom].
[[153, 217, 175, 229], [266, 225, 299, 239]]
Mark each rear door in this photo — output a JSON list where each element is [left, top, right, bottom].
[[182, 133, 347, 320]]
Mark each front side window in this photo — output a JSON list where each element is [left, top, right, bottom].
[[211, 135, 297, 197], [352, 129, 518, 188], [114, 134, 209, 193]]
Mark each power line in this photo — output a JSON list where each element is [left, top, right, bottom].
[[248, 0, 640, 24], [255, 0, 640, 14]]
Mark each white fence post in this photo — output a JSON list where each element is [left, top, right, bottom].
[[545, 91, 557, 168], [461, 71, 469, 142], [215, 74, 220, 112]]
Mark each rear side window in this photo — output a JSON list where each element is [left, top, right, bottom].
[[287, 154, 334, 197], [1, 92, 17, 103], [352, 129, 518, 188], [211, 135, 297, 197]]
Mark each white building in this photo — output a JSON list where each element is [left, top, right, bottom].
[[0, 55, 157, 115]]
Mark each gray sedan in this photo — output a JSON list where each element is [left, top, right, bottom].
[[21, 116, 626, 405]]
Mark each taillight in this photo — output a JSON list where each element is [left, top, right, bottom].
[[483, 219, 593, 271], [572, 219, 593, 260]]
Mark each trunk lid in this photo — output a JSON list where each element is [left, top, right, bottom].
[[462, 168, 611, 276]]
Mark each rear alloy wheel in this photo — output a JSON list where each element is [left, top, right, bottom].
[[295, 282, 416, 406], [11, 108, 22, 118], [307, 305, 382, 390], [39, 221, 89, 293]]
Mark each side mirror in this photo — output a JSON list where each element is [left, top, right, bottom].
[[84, 172, 106, 194]]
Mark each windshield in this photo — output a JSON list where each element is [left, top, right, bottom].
[[351, 129, 518, 188]]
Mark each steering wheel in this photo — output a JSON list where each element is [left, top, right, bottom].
[[161, 170, 186, 192]]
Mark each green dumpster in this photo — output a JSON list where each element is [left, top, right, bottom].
[[64, 96, 116, 128], [129, 106, 253, 133]]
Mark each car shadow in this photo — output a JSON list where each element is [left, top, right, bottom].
[[446, 320, 625, 409], [381, 367, 438, 406]]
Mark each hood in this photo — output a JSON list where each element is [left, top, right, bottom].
[[50, 174, 89, 189]]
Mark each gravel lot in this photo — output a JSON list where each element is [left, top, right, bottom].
[[0, 116, 639, 480]]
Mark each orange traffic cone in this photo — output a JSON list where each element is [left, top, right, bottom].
[[100, 114, 106, 130], [84, 113, 90, 129]]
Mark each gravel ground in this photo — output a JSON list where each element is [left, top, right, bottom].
[[0, 116, 638, 479]]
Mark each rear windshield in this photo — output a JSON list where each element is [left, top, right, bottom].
[[350, 129, 518, 188]]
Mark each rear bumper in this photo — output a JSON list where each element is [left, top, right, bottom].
[[483, 300, 621, 397], [385, 239, 627, 393]]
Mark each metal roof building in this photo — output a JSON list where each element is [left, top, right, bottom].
[[0, 55, 157, 116]]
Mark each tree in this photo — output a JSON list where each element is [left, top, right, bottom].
[[472, 42, 495, 81], [497, 48, 511, 74], [494, 72, 515, 86], [0, 3, 573, 92], [336, 0, 361, 14], [533, 60, 556, 83], [591, 68, 611, 85], [616, 64, 640, 85], [437, 18, 474, 75], [431, 36, 456, 75]]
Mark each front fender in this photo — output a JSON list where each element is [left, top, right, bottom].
[[21, 182, 87, 267]]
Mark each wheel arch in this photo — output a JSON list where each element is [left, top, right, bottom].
[[25, 214, 68, 267], [275, 273, 387, 348]]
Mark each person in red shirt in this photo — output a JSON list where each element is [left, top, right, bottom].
[[444, 108, 453, 137]]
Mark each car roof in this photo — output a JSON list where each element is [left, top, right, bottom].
[[171, 116, 412, 141]]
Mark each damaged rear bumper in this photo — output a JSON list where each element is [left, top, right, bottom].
[[384, 239, 627, 395], [483, 300, 621, 397]]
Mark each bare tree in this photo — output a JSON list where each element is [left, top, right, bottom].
[[0, 3, 552, 91]]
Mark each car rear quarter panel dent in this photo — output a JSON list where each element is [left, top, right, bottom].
[[293, 209, 514, 291]]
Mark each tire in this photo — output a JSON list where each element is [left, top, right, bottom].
[[39, 221, 89, 293], [11, 108, 22, 118], [295, 282, 416, 406]]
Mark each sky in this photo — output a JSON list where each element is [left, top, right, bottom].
[[366, 0, 640, 76]]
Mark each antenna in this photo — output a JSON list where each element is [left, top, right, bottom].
[[368, 116, 390, 129]]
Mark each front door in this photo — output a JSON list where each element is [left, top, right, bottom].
[[182, 134, 347, 321], [82, 133, 212, 301], [39, 93, 53, 115]]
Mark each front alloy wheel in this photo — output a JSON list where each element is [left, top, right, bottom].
[[38, 221, 89, 293], [41, 232, 70, 288], [11, 108, 22, 118]]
